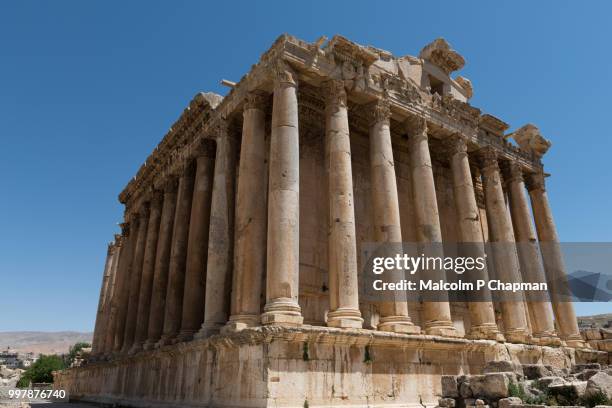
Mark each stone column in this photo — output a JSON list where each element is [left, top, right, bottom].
[[405, 116, 456, 337], [158, 169, 194, 346], [447, 135, 502, 340], [131, 190, 163, 353], [224, 91, 269, 332], [526, 172, 585, 348], [504, 163, 560, 345], [260, 62, 303, 327], [478, 147, 530, 343], [323, 80, 363, 329], [99, 238, 121, 355], [197, 122, 239, 337], [92, 243, 115, 354], [113, 217, 139, 353], [367, 99, 419, 334], [177, 145, 215, 341], [144, 178, 178, 350], [121, 204, 150, 353]]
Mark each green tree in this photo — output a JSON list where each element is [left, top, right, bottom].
[[66, 342, 91, 366], [16, 354, 66, 388]]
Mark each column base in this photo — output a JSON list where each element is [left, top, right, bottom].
[[155, 333, 176, 348], [194, 322, 224, 339], [564, 334, 588, 348], [175, 330, 197, 343], [221, 314, 260, 334], [424, 321, 460, 337], [142, 339, 158, 351], [261, 298, 303, 327], [327, 308, 363, 329], [467, 324, 505, 341], [128, 342, 145, 355], [378, 316, 421, 334], [531, 331, 562, 346], [504, 328, 531, 344]]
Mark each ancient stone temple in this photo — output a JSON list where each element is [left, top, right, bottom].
[[55, 35, 606, 407]]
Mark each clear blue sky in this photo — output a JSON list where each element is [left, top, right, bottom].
[[1, 1, 610, 332]]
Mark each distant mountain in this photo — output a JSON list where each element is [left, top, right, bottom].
[[577, 313, 612, 329], [0, 331, 93, 355]]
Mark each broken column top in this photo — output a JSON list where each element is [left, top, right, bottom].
[[418, 38, 466, 74]]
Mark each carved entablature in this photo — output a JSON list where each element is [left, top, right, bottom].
[[116, 34, 548, 216], [479, 114, 509, 138], [418, 38, 465, 74], [431, 94, 481, 130], [119, 91, 222, 207], [324, 35, 378, 67], [380, 74, 423, 104]]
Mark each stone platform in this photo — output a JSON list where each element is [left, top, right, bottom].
[[54, 327, 608, 408]]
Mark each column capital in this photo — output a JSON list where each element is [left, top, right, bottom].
[[273, 60, 298, 87], [148, 189, 164, 207], [244, 90, 269, 112], [322, 79, 347, 111], [366, 97, 391, 125], [477, 146, 499, 172], [192, 138, 216, 159], [446, 133, 468, 157], [404, 115, 428, 142], [526, 171, 547, 192], [119, 221, 131, 237], [502, 161, 524, 184], [163, 176, 180, 193]]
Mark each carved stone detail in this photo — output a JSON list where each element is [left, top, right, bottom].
[[244, 91, 269, 111], [322, 79, 347, 111], [525, 171, 546, 192], [365, 98, 391, 125]]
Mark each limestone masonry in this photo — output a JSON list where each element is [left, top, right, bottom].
[[54, 34, 609, 407]]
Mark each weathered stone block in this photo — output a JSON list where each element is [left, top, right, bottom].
[[439, 397, 457, 407], [522, 364, 552, 380], [586, 372, 612, 398], [470, 373, 510, 399], [442, 375, 460, 398], [498, 397, 522, 408]]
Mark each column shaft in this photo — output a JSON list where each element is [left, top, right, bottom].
[[505, 163, 559, 345], [197, 125, 239, 337], [260, 62, 303, 327], [225, 92, 269, 331], [144, 179, 178, 350], [526, 172, 585, 347], [100, 241, 121, 355], [112, 217, 139, 352], [479, 148, 530, 343], [368, 100, 418, 334], [447, 135, 501, 340], [178, 148, 215, 341], [131, 191, 163, 352], [406, 116, 456, 337], [121, 205, 150, 353], [324, 80, 362, 329], [158, 170, 194, 345], [92, 244, 115, 354]]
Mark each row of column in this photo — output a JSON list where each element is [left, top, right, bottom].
[[92, 64, 584, 353]]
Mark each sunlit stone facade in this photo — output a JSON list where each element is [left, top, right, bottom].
[[56, 35, 602, 408]]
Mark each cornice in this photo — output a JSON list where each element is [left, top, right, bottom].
[[117, 34, 545, 211]]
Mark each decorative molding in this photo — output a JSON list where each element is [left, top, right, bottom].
[[244, 91, 269, 111], [365, 98, 391, 125], [525, 171, 546, 192]]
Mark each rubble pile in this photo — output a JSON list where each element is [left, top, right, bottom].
[[438, 361, 612, 408]]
